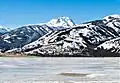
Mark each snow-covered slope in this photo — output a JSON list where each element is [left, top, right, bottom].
[[103, 14, 120, 33], [96, 37, 120, 53], [12, 14, 120, 56], [3, 14, 120, 56], [0, 17, 75, 51], [47, 17, 75, 27], [0, 25, 8, 34]]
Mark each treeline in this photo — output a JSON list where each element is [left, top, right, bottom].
[[91, 47, 120, 57], [27, 47, 120, 57]]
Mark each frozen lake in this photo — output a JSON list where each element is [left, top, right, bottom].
[[0, 57, 119, 83]]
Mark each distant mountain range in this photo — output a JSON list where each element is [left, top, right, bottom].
[[0, 25, 9, 34], [0, 17, 75, 51], [0, 15, 120, 57]]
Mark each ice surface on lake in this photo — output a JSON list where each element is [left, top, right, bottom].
[[0, 57, 119, 83]]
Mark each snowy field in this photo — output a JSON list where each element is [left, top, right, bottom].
[[0, 57, 119, 83]]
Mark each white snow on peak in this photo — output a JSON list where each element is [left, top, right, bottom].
[[47, 16, 75, 27], [103, 14, 120, 21], [0, 25, 8, 33], [0, 25, 11, 31], [0, 25, 3, 28]]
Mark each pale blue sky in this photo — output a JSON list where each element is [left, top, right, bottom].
[[0, 0, 120, 29]]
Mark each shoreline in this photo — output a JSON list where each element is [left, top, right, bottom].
[[0, 53, 120, 57]]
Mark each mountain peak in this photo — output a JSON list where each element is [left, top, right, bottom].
[[0, 25, 8, 34], [0, 25, 4, 29], [47, 16, 76, 27], [103, 14, 120, 21]]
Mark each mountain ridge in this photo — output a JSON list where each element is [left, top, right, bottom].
[[0, 25, 8, 34], [0, 16, 75, 52], [16, 14, 120, 56], [1, 14, 120, 57]]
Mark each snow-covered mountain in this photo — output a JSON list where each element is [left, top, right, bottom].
[[47, 17, 75, 27], [0, 25, 8, 34], [96, 37, 120, 53], [14, 14, 120, 56], [0, 17, 75, 52]]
